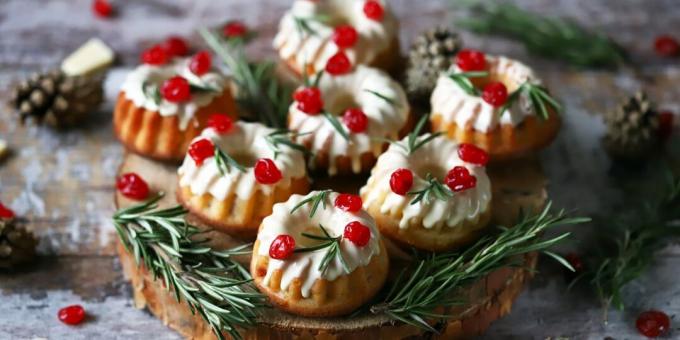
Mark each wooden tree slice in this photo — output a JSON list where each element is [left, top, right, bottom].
[[115, 153, 547, 339]]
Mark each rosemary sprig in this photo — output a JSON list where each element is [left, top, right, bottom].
[[294, 224, 350, 274], [408, 174, 454, 205], [214, 147, 247, 175], [370, 202, 589, 331], [292, 15, 329, 37], [447, 71, 488, 96], [290, 190, 331, 218], [142, 81, 161, 106], [302, 69, 324, 89], [500, 82, 562, 119], [376, 114, 441, 155], [264, 129, 312, 159], [453, 0, 627, 68], [190, 83, 221, 94], [572, 171, 680, 320], [364, 89, 401, 107], [113, 194, 266, 340], [200, 28, 292, 128], [322, 111, 350, 141]]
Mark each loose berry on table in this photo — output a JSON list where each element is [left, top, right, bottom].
[[654, 35, 680, 57], [92, 0, 113, 18], [116, 173, 150, 200], [0, 202, 15, 219], [58, 305, 86, 325], [636, 310, 670, 338]]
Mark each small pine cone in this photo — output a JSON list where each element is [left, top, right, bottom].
[[10, 70, 104, 129], [603, 92, 660, 161], [0, 217, 37, 269], [406, 27, 463, 101]]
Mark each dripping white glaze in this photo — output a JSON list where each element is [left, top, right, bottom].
[[360, 135, 492, 230], [288, 65, 410, 175], [273, 0, 398, 72], [256, 191, 381, 298], [177, 122, 307, 200], [430, 55, 541, 133], [120, 57, 226, 130]]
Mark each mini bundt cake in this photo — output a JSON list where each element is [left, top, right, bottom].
[[288, 65, 411, 176], [360, 130, 492, 252], [114, 51, 237, 161], [251, 191, 389, 317], [177, 119, 309, 237], [430, 49, 561, 160], [274, 0, 400, 77]]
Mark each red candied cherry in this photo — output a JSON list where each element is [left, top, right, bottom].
[[343, 108, 368, 133], [189, 50, 212, 76], [141, 45, 169, 66], [163, 36, 189, 57], [0, 202, 15, 219], [390, 168, 413, 195], [658, 111, 674, 141], [92, 0, 113, 18], [445, 166, 477, 192], [564, 253, 584, 273], [334, 193, 362, 213], [456, 49, 487, 71], [207, 113, 234, 134], [58, 305, 86, 325], [333, 25, 358, 48], [161, 76, 191, 103], [654, 35, 680, 57], [344, 221, 371, 247], [254, 158, 282, 184], [482, 82, 508, 107], [363, 0, 384, 21], [223, 21, 248, 38], [325, 51, 352, 75], [636, 310, 670, 338], [458, 143, 489, 166], [188, 139, 215, 166], [116, 173, 150, 200], [293, 87, 323, 115], [269, 234, 295, 259]]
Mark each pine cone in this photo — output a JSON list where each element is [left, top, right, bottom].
[[603, 92, 660, 160], [10, 70, 104, 128], [405, 27, 463, 101], [0, 217, 37, 269]]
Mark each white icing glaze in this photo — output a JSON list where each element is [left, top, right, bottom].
[[273, 0, 398, 72], [430, 55, 541, 133], [288, 65, 410, 175], [120, 58, 226, 130], [177, 122, 307, 200], [360, 135, 492, 230], [256, 191, 381, 298]]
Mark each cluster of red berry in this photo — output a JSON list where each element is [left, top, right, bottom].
[[389, 143, 489, 196], [269, 194, 370, 260], [456, 49, 509, 108]]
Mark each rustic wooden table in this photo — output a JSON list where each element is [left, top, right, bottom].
[[1, 0, 679, 339]]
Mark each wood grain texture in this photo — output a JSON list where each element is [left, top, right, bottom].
[[0, 0, 679, 339]]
